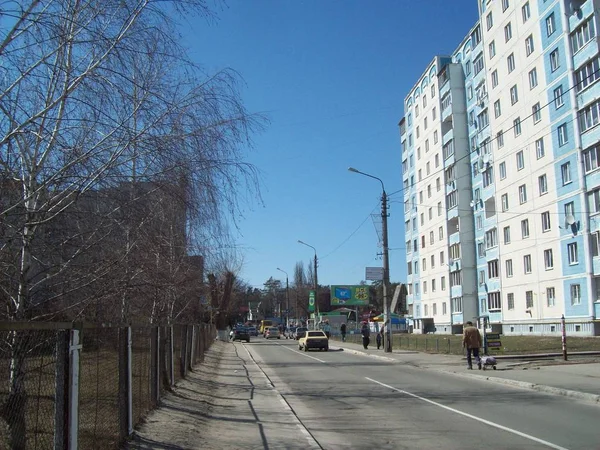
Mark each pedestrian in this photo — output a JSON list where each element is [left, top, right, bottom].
[[376, 328, 382, 349], [340, 323, 347, 342], [361, 322, 370, 349], [323, 320, 331, 339], [462, 321, 482, 370]]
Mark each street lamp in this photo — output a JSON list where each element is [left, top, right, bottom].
[[277, 267, 290, 328], [348, 167, 392, 352], [298, 240, 319, 329]]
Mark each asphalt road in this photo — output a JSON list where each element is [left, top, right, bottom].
[[244, 337, 600, 450]]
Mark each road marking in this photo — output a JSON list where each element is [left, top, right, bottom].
[[365, 377, 570, 450], [278, 342, 327, 363]]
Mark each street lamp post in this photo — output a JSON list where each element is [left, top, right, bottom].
[[348, 167, 392, 352], [277, 267, 290, 328], [298, 240, 319, 329]]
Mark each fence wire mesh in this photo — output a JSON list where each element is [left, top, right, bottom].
[[0, 329, 59, 450], [0, 322, 214, 450]]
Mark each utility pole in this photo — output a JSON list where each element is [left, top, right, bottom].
[[348, 167, 392, 352], [298, 240, 319, 329], [277, 268, 290, 328]]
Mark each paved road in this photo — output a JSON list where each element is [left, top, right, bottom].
[[246, 337, 599, 450]]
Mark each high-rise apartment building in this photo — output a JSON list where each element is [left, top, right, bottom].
[[401, 0, 600, 336]]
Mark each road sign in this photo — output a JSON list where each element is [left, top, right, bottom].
[[366, 267, 384, 281], [308, 291, 315, 312], [486, 333, 501, 340], [487, 341, 502, 348]]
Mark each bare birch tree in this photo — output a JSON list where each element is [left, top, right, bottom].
[[0, 1, 265, 446]]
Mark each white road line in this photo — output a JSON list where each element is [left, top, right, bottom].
[[278, 343, 327, 363], [365, 377, 569, 450]]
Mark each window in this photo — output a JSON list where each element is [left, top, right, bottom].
[[547, 287, 555, 307], [513, 117, 521, 136], [521, 219, 530, 238], [506, 259, 513, 277], [487, 261, 499, 280], [532, 102, 541, 123], [430, 231, 434, 245], [437, 201, 442, 214], [538, 174, 548, 195], [499, 162, 506, 179], [483, 167, 494, 187], [504, 22, 512, 42], [472, 25, 482, 45], [519, 184, 527, 204], [536, 138, 545, 159], [497, 130, 504, 148], [431, 254, 435, 269], [575, 57, 600, 92], [439, 226, 444, 240], [529, 68, 538, 89], [572, 18, 596, 54], [567, 242, 578, 265], [503, 226, 511, 244], [488, 292, 501, 311], [507, 292, 515, 310], [516, 150, 524, 170], [592, 231, 600, 256], [416, 104, 419, 117], [578, 98, 600, 133], [440, 251, 444, 265], [507, 53, 515, 72], [543, 248, 554, 269], [426, 140, 430, 152], [550, 49, 560, 72], [522, 2, 530, 22], [510, 85, 519, 104], [546, 13, 555, 37], [489, 40, 496, 58], [571, 284, 581, 305], [554, 86, 564, 108], [588, 188, 600, 214], [451, 296, 462, 313], [525, 35, 535, 56], [424, 117, 428, 130], [465, 60, 471, 75], [450, 271, 462, 288], [423, 95, 427, 107], [434, 130, 438, 143], [565, 201, 575, 217], [431, 84, 436, 98], [476, 215, 483, 230], [416, 126, 420, 138], [485, 228, 498, 249], [494, 100, 501, 118], [478, 242, 484, 258], [501, 193, 509, 211], [474, 53, 484, 75], [478, 109, 489, 129], [542, 211, 551, 231], [526, 291, 534, 308], [421, 235, 425, 248], [561, 162, 572, 185], [442, 301, 447, 313], [423, 257, 427, 271], [558, 123, 568, 146], [491, 70, 498, 88], [524, 254, 532, 274], [432, 107, 436, 120], [502, 0, 509, 11], [435, 154, 439, 167]]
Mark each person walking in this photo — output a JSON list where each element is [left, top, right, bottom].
[[462, 321, 482, 370], [376, 328, 382, 349], [361, 322, 370, 349], [340, 323, 347, 342]]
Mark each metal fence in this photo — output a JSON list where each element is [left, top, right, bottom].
[[0, 322, 214, 450]]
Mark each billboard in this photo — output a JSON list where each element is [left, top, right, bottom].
[[330, 285, 370, 306]]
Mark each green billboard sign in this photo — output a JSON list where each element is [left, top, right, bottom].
[[330, 285, 370, 306], [308, 290, 315, 312]]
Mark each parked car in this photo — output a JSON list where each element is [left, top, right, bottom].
[[232, 327, 250, 343], [294, 327, 308, 340], [298, 330, 329, 351], [265, 327, 281, 339], [247, 326, 258, 336]]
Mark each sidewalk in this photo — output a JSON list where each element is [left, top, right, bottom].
[[330, 339, 600, 405]]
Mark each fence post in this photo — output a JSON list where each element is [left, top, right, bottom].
[[150, 326, 160, 405], [118, 326, 133, 441], [169, 326, 174, 386], [447, 338, 451, 354], [54, 330, 69, 450], [436, 338, 439, 352], [68, 327, 83, 450]]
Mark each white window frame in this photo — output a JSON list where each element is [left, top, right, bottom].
[[522, 2, 530, 22], [561, 161, 572, 185], [516, 150, 524, 170], [501, 193, 509, 211], [538, 174, 548, 195], [567, 242, 578, 265], [503, 226, 511, 244], [529, 68, 538, 89], [571, 284, 581, 305], [524, 254, 532, 274], [558, 123, 568, 146], [491, 70, 499, 88], [525, 35, 534, 56], [554, 86, 564, 109], [519, 184, 527, 204], [510, 85, 519, 105], [505, 22, 512, 42], [521, 219, 530, 238], [544, 249, 554, 270], [542, 211, 551, 232], [499, 161, 506, 179], [546, 13, 555, 37], [547, 287, 556, 307], [506, 259, 513, 277], [536, 138, 545, 159], [507, 53, 515, 72]]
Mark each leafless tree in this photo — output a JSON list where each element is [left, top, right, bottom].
[[0, 1, 265, 445]]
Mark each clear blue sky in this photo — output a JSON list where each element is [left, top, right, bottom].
[[182, 1, 479, 289]]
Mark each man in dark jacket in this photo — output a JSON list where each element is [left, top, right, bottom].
[[462, 321, 482, 370], [340, 323, 347, 342], [361, 323, 370, 349]]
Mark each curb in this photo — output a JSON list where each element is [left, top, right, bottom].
[[432, 368, 600, 405], [329, 346, 399, 363]]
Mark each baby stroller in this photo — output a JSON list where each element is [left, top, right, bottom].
[[480, 355, 497, 370]]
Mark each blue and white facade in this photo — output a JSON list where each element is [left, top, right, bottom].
[[401, 0, 600, 336]]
